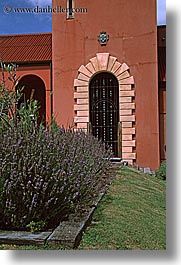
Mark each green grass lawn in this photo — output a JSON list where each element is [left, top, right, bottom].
[[78, 167, 166, 250], [0, 166, 166, 250]]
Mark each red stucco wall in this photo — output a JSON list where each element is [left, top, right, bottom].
[[52, 0, 160, 169]]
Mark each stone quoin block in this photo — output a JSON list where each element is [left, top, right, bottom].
[[77, 73, 90, 82], [117, 70, 130, 80], [74, 92, 88, 99], [122, 146, 133, 153], [78, 65, 92, 77], [120, 103, 135, 109], [76, 86, 88, 93], [115, 63, 130, 76], [122, 153, 136, 159], [122, 135, 133, 141], [121, 122, 133, 128], [96, 53, 109, 70], [120, 115, 135, 122], [107, 56, 117, 71], [122, 140, 136, 147], [119, 76, 134, 85], [122, 127, 136, 135], [77, 98, 89, 105], [77, 111, 89, 117], [74, 117, 89, 123], [111, 61, 122, 73], [74, 79, 89, 87], [119, 84, 132, 91], [120, 90, 135, 97], [119, 97, 132, 103], [85, 62, 96, 74], [120, 109, 132, 116], [74, 105, 88, 111], [89, 57, 99, 71]]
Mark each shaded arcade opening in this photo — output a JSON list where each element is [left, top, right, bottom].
[[17, 74, 46, 124]]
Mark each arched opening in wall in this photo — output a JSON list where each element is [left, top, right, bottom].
[[89, 72, 119, 156], [17, 74, 46, 124]]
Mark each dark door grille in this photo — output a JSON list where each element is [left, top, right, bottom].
[[89, 72, 119, 156]]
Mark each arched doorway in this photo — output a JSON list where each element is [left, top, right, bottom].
[[17, 75, 46, 124], [89, 72, 119, 156], [74, 53, 136, 164]]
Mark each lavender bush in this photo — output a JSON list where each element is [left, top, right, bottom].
[[0, 123, 111, 230], [0, 63, 111, 231]]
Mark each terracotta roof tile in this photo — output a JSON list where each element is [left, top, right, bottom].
[[0, 33, 52, 63]]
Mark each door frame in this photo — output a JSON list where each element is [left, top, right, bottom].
[[74, 53, 136, 164]]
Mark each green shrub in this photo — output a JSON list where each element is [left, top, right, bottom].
[[0, 62, 40, 133], [0, 123, 111, 231], [26, 221, 46, 233], [0, 64, 111, 231], [156, 161, 166, 180]]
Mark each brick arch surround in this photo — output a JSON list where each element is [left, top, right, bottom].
[[74, 53, 136, 164]]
